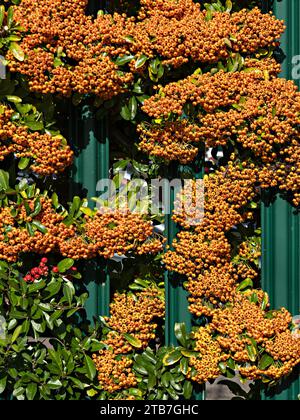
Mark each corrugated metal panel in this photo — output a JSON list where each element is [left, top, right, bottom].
[[261, 0, 300, 401], [68, 103, 110, 321]]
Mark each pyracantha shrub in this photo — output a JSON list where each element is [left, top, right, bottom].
[[0, 105, 73, 175], [0, 177, 163, 262], [141, 65, 300, 204], [93, 288, 164, 393], [6, 0, 284, 99], [0, 0, 299, 400], [164, 159, 300, 384]]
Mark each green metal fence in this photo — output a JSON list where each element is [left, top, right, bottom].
[[261, 0, 300, 401]]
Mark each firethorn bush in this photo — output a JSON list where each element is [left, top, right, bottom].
[[0, 0, 299, 400]]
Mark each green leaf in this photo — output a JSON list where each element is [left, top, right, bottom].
[[84, 355, 97, 381], [147, 373, 156, 391], [26, 383, 37, 400], [124, 333, 143, 349], [218, 362, 227, 374], [246, 344, 257, 362], [135, 54, 148, 69], [87, 388, 98, 397], [69, 196, 81, 218], [180, 357, 189, 375], [32, 220, 48, 234], [58, 258, 74, 273], [258, 354, 275, 370], [9, 42, 25, 62], [31, 320, 45, 333], [180, 349, 198, 358], [51, 192, 59, 209], [120, 104, 131, 121], [6, 95, 22, 103], [237, 278, 253, 292], [227, 358, 236, 371], [11, 325, 22, 343], [115, 54, 134, 66], [68, 377, 84, 390], [163, 350, 182, 366], [18, 157, 31, 170], [183, 380, 193, 399], [174, 323, 188, 347], [0, 376, 7, 394], [0, 6, 5, 28], [47, 379, 62, 390], [0, 170, 9, 191], [25, 120, 44, 131], [261, 293, 269, 311], [123, 35, 135, 43], [80, 206, 94, 217], [225, 0, 233, 12], [128, 96, 137, 120], [31, 198, 42, 218], [7, 6, 14, 27], [63, 280, 75, 305], [219, 380, 247, 398]]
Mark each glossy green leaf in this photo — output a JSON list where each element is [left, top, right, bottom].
[[163, 350, 182, 366], [183, 380, 193, 399], [124, 333, 143, 349], [58, 258, 74, 273], [0, 170, 9, 191], [32, 220, 48, 234], [84, 355, 97, 381], [26, 383, 37, 400], [63, 280, 75, 305], [174, 323, 188, 347], [115, 54, 134, 66], [0, 376, 7, 394], [135, 54, 148, 69], [258, 354, 275, 370], [237, 278, 253, 292], [0, 6, 5, 28], [11, 325, 22, 343], [18, 157, 31, 170], [9, 42, 25, 62]]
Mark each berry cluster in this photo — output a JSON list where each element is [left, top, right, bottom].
[[164, 159, 300, 383], [93, 288, 164, 392], [0, 196, 163, 262], [23, 257, 49, 283], [6, 1, 283, 99], [141, 68, 300, 205], [0, 106, 73, 175]]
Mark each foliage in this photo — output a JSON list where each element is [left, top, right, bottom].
[[0, 0, 299, 401], [0, 258, 105, 400]]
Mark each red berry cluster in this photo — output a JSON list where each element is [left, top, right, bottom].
[[23, 257, 78, 282], [23, 257, 49, 282]]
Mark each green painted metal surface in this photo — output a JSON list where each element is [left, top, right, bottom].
[[68, 103, 110, 321], [261, 0, 300, 401]]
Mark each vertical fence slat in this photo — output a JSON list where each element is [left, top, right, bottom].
[[68, 104, 110, 321], [261, 0, 300, 400]]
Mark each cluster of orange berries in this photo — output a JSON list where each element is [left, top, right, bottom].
[[0, 106, 73, 175], [93, 288, 164, 392], [141, 68, 300, 205], [0, 197, 163, 262], [164, 159, 300, 383], [6, 1, 283, 99], [138, 120, 201, 164]]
